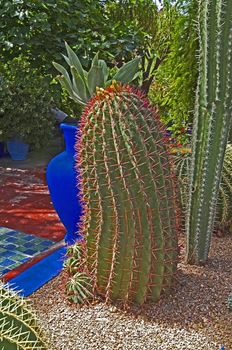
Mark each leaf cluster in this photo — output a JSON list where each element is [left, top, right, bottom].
[[0, 56, 55, 149], [0, 0, 143, 74], [149, 0, 198, 143], [53, 42, 140, 106]]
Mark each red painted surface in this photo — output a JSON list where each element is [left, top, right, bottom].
[[0, 167, 65, 241]]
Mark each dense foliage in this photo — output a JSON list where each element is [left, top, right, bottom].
[[106, 0, 177, 92], [0, 0, 106, 71], [149, 0, 198, 144], [0, 0, 148, 120], [0, 57, 55, 149], [104, 1, 198, 144], [0, 0, 199, 143], [0, 0, 144, 73]]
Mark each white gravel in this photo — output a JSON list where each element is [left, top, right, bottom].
[[30, 234, 232, 350]]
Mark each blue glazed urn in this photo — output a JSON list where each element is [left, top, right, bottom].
[[0, 142, 5, 158], [46, 123, 82, 244], [6, 138, 29, 160]]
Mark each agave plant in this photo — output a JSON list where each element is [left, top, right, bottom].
[[53, 42, 140, 106]]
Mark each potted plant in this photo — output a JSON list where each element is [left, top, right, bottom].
[[46, 43, 140, 244], [0, 56, 55, 160], [0, 127, 4, 158]]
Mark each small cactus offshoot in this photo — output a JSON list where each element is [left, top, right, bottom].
[[65, 83, 180, 305]]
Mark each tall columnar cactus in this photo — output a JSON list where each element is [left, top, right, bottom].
[[66, 83, 180, 305], [174, 144, 232, 231], [186, 0, 232, 264], [0, 282, 52, 349]]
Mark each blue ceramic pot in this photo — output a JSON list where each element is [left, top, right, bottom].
[[46, 123, 82, 244], [0, 142, 4, 158], [6, 138, 29, 160]]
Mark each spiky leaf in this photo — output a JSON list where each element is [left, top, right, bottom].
[[65, 42, 86, 81], [98, 59, 109, 83], [87, 65, 105, 95], [71, 66, 90, 103], [113, 57, 140, 83]]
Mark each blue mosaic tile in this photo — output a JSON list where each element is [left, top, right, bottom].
[[1, 259, 16, 267], [23, 242, 34, 248], [22, 236, 35, 241], [4, 244, 17, 249], [5, 237, 18, 243], [23, 249, 37, 255], [6, 230, 17, 235], [0, 227, 56, 275], [1, 251, 15, 257]]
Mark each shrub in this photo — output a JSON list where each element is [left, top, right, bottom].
[[0, 56, 55, 150]]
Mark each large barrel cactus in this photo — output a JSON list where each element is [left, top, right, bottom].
[[66, 83, 180, 305], [0, 282, 52, 350]]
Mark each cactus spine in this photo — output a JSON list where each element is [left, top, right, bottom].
[[216, 143, 232, 228], [0, 282, 51, 350], [174, 144, 232, 231], [67, 83, 180, 305], [186, 0, 232, 264]]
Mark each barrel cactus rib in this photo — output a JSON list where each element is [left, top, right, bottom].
[[109, 97, 154, 304], [76, 112, 102, 278], [0, 282, 51, 350], [95, 101, 130, 298], [116, 99, 158, 303], [83, 105, 117, 294], [111, 99, 154, 303], [126, 95, 179, 293], [186, 0, 232, 264], [69, 83, 179, 305], [105, 99, 140, 302], [119, 96, 168, 300]]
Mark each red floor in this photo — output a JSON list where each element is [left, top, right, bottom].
[[0, 167, 65, 241]]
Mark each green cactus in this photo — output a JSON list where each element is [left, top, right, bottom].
[[173, 144, 232, 232], [228, 293, 232, 311], [217, 144, 232, 229], [66, 83, 180, 305], [53, 42, 140, 106], [173, 149, 192, 218], [186, 0, 232, 264], [0, 281, 52, 350]]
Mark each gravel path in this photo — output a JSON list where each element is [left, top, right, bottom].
[[30, 235, 232, 350]]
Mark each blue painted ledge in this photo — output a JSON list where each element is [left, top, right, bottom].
[[8, 246, 67, 297]]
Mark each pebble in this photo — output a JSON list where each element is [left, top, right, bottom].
[[30, 235, 232, 350]]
